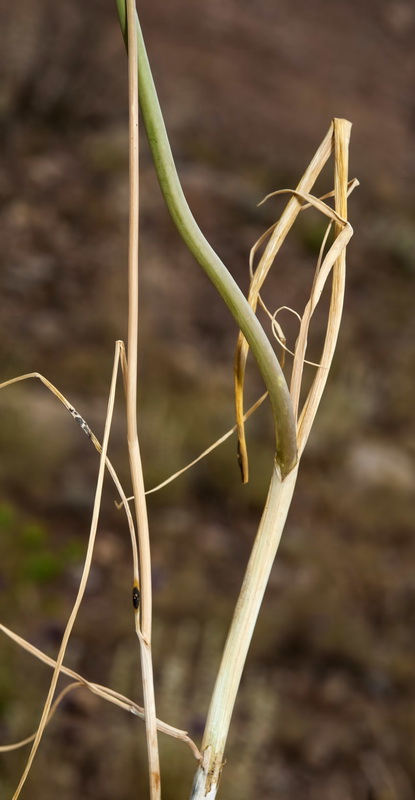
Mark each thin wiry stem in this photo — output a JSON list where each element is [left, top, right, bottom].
[[0, 624, 201, 759], [254, 184, 353, 422], [297, 119, 352, 453], [12, 341, 122, 799], [0, 682, 85, 752], [234, 123, 334, 481], [0, 370, 139, 582], [124, 0, 160, 796], [114, 391, 268, 506]]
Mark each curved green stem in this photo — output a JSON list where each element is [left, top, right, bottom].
[[115, 0, 297, 477]]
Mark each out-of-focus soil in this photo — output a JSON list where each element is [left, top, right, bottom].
[[0, 1, 415, 798]]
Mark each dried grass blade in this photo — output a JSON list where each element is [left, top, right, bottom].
[[0, 624, 200, 757], [289, 177, 358, 417], [269, 305, 322, 368], [249, 182, 357, 372], [124, 1, 160, 794], [145, 392, 268, 496], [11, 340, 122, 799], [297, 118, 352, 454], [0, 682, 84, 753], [290, 221, 334, 419], [289, 195, 354, 418], [234, 123, 334, 482], [116, 391, 269, 506], [0, 369, 139, 584]]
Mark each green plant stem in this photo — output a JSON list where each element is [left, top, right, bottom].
[[115, 0, 297, 478], [190, 462, 299, 799]]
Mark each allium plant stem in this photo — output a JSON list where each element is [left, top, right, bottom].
[[190, 462, 298, 799]]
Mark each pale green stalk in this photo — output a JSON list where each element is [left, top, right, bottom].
[[190, 463, 298, 799]]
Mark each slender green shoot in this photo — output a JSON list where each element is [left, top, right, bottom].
[[115, 0, 297, 480]]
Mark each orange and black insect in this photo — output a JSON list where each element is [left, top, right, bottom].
[[132, 585, 140, 610]]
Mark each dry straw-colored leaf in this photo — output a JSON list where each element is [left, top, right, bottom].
[[0, 623, 200, 759], [11, 341, 122, 799], [234, 120, 356, 478]]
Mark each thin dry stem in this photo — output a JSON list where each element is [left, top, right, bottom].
[[248, 179, 358, 374], [0, 370, 139, 582], [297, 118, 351, 453], [276, 186, 353, 419], [0, 682, 84, 752], [125, 0, 160, 795], [116, 391, 269, 506], [234, 123, 335, 482], [12, 340, 122, 799], [252, 177, 357, 415], [0, 624, 201, 759]]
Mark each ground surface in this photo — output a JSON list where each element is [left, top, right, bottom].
[[0, 1, 415, 798]]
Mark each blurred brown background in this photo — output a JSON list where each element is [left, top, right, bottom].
[[0, 1, 415, 798]]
